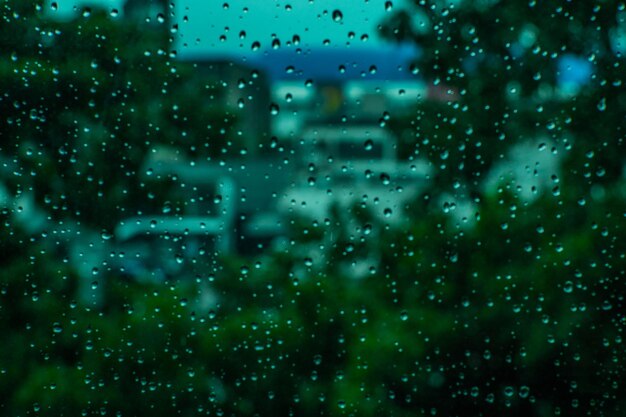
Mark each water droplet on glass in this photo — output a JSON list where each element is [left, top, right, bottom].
[[563, 281, 573, 293], [332, 10, 343, 22], [519, 386, 530, 398]]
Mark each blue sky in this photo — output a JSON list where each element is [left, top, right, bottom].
[[174, 0, 394, 57], [49, 0, 399, 57]]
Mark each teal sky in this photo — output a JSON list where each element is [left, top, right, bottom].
[[175, 0, 394, 57], [49, 0, 398, 56]]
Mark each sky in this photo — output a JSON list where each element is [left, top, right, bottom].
[[49, 0, 401, 57], [175, 0, 395, 57], [44, 1, 594, 83]]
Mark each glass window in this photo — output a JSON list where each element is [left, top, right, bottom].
[[2, 1, 625, 416]]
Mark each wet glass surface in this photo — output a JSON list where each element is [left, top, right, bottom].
[[1, 1, 626, 415]]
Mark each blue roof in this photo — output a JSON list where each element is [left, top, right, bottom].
[[249, 44, 420, 81]]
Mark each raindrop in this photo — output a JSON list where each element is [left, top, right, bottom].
[[563, 281, 573, 293], [519, 386, 530, 399]]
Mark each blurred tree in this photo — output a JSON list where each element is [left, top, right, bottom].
[[0, 0, 236, 229], [380, 0, 625, 199]]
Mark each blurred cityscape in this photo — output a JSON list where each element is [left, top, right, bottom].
[[7, 0, 457, 302], [6, 0, 578, 299], [1, 1, 626, 416]]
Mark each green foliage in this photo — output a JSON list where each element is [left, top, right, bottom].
[[5, 183, 625, 416], [382, 0, 625, 195], [0, 1, 236, 229]]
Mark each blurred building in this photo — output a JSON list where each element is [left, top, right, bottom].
[[279, 125, 431, 224], [270, 79, 427, 138], [138, 151, 292, 256], [186, 59, 271, 152]]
